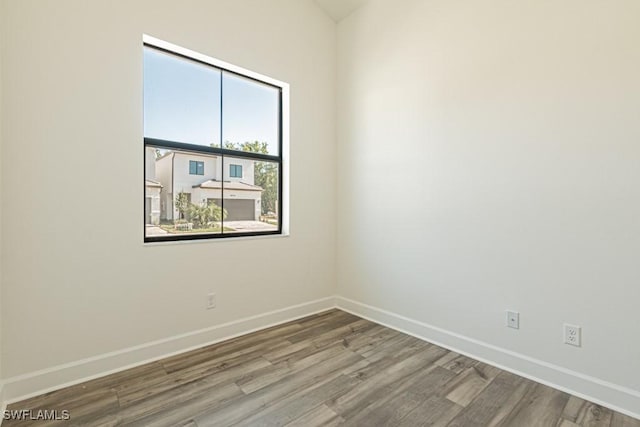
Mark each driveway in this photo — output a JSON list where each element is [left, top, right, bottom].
[[145, 225, 168, 236], [224, 221, 278, 232]]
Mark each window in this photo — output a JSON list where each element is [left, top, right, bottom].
[[229, 164, 242, 178], [143, 38, 286, 242], [189, 160, 204, 175]]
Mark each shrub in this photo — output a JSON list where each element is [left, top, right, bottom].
[[188, 200, 227, 228]]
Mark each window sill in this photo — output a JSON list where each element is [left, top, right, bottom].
[[143, 232, 290, 246]]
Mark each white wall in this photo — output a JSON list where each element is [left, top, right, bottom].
[[5, 0, 640, 415], [337, 0, 640, 411], [1, 0, 336, 386]]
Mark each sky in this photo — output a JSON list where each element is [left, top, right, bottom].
[[143, 47, 280, 155]]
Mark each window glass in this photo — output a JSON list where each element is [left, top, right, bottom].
[[222, 156, 280, 234], [146, 148, 223, 238], [144, 47, 221, 147], [230, 164, 243, 178], [143, 43, 284, 242], [222, 72, 280, 156]]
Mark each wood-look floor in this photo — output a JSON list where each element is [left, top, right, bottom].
[[5, 310, 640, 427]]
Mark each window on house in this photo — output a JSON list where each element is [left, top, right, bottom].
[[229, 164, 242, 178], [143, 38, 286, 242], [189, 160, 204, 175]]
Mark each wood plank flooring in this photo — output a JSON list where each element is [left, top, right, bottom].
[[4, 309, 639, 427]]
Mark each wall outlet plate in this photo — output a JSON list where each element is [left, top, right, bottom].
[[207, 293, 217, 310], [564, 324, 581, 347], [506, 311, 520, 329]]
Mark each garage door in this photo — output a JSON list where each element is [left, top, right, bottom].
[[225, 199, 255, 221], [207, 199, 255, 221]]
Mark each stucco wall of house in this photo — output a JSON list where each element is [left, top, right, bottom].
[[160, 153, 261, 220], [223, 157, 255, 184], [172, 152, 220, 196], [144, 147, 156, 182], [1, 0, 336, 388], [155, 153, 173, 220]]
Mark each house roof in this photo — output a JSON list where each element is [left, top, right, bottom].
[[193, 179, 263, 191], [145, 179, 163, 188], [155, 150, 219, 161]]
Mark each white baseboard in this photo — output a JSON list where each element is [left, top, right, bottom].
[[1, 296, 336, 405], [2, 294, 638, 422], [335, 296, 640, 421]]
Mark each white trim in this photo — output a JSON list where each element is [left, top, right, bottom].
[[335, 296, 640, 421], [143, 231, 291, 247], [280, 82, 290, 236], [0, 296, 335, 404], [142, 34, 289, 90]]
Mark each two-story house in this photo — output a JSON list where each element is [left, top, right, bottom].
[[151, 149, 263, 223]]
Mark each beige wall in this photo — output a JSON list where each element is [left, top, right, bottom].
[[1, 0, 336, 379], [337, 0, 640, 403]]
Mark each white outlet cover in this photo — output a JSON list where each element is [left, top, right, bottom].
[[207, 293, 216, 310], [564, 323, 581, 347], [506, 311, 520, 329]]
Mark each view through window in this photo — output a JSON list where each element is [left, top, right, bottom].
[[144, 44, 283, 242]]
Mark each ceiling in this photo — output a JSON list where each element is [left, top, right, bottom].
[[314, 0, 369, 22]]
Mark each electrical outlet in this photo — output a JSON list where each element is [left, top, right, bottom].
[[564, 324, 581, 347], [506, 311, 520, 329], [207, 293, 216, 310]]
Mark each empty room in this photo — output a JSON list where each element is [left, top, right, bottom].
[[0, 0, 639, 425]]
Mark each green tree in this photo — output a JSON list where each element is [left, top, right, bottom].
[[254, 161, 278, 215], [224, 141, 278, 216], [174, 192, 190, 220]]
